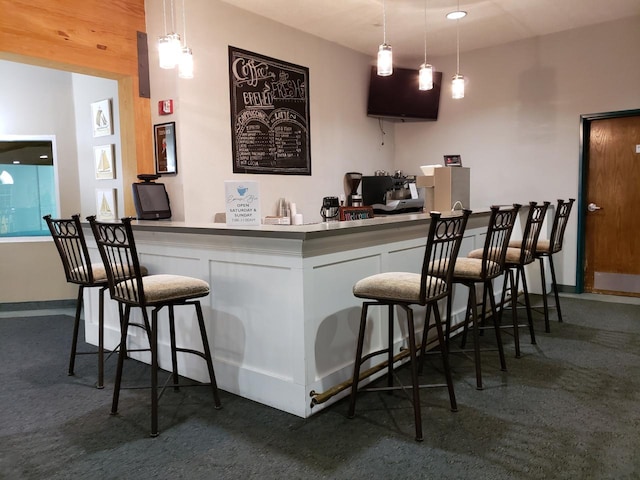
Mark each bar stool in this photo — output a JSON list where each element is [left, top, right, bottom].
[[450, 204, 521, 390], [495, 201, 549, 357], [509, 198, 575, 332], [44, 214, 110, 388], [348, 210, 471, 441], [88, 215, 221, 437]]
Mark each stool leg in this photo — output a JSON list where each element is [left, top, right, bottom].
[[168, 306, 180, 391], [194, 301, 221, 409], [68, 286, 84, 377], [518, 265, 536, 345], [151, 308, 159, 437], [348, 302, 370, 419], [111, 304, 130, 416], [508, 269, 521, 358], [97, 287, 105, 389], [468, 286, 483, 390], [387, 304, 394, 390], [404, 306, 423, 442], [538, 256, 551, 333], [487, 281, 507, 372], [432, 304, 457, 412], [548, 254, 563, 323], [418, 303, 433, 374]]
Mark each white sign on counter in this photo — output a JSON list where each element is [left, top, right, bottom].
[[225, 181, 261, 225]]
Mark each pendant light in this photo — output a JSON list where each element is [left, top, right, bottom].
[[377, 0, 392, 76], [451, 0, 465, 99], [158, 0, 181, 69], [178, 0, 194, 78], [418, 0, 433, 91]]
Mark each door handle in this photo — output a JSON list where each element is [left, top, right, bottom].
[[587, 202, 602, 212]]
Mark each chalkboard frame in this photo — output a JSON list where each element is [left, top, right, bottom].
[[228, 46, 311, 175]]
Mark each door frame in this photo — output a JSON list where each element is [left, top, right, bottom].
[[577, 108, 640, 293]]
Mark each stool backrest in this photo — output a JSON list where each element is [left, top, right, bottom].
[[549, 198, 575, 254], [87, 216, 146, 306], [44, 214, 97, 286], [420, 209, 471, 303], [481, 204, 522, 280], [518, 201, 550, 264]]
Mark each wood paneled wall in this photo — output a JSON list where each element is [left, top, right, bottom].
[[0, 0, 153, 215]]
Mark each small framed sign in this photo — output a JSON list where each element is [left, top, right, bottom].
[[444, 154, 462, 167], [339, 206, 374, 221], [224, 181, 261, 226], [154, 122, 177, 174]]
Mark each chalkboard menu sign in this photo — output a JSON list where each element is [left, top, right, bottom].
[[229, 46, 311, 175]]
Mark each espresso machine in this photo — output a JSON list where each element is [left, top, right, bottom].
[[361, 171, 423, 214], [345, 172, 363, 206]]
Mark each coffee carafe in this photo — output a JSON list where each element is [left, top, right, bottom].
[[345, 172, 363, 206], [320, 196, 340, 221]]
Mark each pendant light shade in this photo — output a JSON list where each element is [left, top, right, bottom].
[[451, 1, 465, 99], [158, 0, 184, 71], [178, 0, 194, 79], [452, 73, 465, 98], [419, 63, 433, 91], [179, 47, 194, 78], [418, 0, 433, 91], [377, 44, 393, 76], [376, 0, 392, 76]]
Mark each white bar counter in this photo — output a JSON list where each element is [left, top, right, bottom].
[[83, 210, 493, 418]]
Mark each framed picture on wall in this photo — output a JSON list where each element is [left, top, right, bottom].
[[93, 144, 115, 179], [95, 188, 117, 220], [90, 99, 113, 137], [154, 122, 177, 174]]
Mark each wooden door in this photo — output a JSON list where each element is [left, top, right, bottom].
[[584, 115, 640, 296]]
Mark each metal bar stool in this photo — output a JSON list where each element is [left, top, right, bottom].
[[451, 204, 521, 390], [88, 215, 221, 437], [509, 198, 574, 332], [348, 210, 471, 441], [498, 201, 550, 357], [44, 214, 110, 388]]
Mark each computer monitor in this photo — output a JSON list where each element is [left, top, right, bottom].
[[131, 181, 172, 220]]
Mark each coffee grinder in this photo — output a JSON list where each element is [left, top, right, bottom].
[[345, 172, 363, 206]]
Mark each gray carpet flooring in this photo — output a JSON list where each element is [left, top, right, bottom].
[[1, 295, 639, 479]]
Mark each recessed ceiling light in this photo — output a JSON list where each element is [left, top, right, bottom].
[[446, 10, 467, 20]]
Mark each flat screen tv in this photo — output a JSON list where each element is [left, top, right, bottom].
[[132, 182, 172, 220], [367, 66, 442, 121]]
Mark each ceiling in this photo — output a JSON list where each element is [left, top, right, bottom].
[[220, 0, 640, 67]]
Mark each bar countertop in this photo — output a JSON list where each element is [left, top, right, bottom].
[[130, 209, 490, 241]]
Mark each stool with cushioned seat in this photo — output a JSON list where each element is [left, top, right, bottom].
[[348, 210, 470, 442], [497, 201, 549, 357], [509, 198, 574, 332], [88, 215, 221, 437], [450, 204, 521, 390], [44, 214, 114, 388]]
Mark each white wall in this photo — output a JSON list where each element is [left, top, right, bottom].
[[393, 15, 640, 287], [71, 73, 123, 219], [145, 0, 395, 223]]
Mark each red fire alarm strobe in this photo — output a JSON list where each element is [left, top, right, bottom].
[[158, 99, 173, 115]]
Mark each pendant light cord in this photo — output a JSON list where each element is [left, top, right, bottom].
[[423, 0, 427, 64], [181, 0, 187, 46], [456, 18, 460, 74], [456, 0, 460, 74], [170, 0, 176, 33], [162, 0, 168, 34], [382, 0, 387, 45]]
